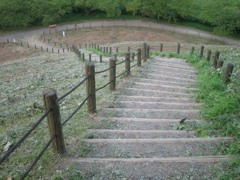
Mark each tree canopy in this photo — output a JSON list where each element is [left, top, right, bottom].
[[0, 0, 239, 35]]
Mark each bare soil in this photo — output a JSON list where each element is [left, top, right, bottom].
[[49, 26, 226, 46]]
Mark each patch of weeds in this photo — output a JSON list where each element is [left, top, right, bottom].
[[183, 52, 240, 179]]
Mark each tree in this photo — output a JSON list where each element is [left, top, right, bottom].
[[75, 0, 99, 16], [98, 0, 126, 17], [199, 0, 240, 35]]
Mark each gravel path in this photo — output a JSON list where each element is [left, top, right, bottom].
[[1, 20, 239, 45], [63, 56, 234, 179]]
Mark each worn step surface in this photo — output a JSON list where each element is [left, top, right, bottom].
[[72, 57, 234, 179], [87, 129, 199, 139]]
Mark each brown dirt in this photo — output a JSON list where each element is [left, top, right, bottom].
[[49, 26, 225, 46], [0, 43, 33, 63]]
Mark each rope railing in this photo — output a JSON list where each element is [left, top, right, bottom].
[[58, 76, 88, 102], [20, 135, 56, 180], [96, 80, 113, 92], [0, 109, 52, 164], [116, 71, 127, 79], [95, 66, 113, 74], [62, 95, 90, 126]]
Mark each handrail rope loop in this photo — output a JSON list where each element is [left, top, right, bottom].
[[95, 66, 113, 74], [62, 95, 90, 126], [95, 80, 114, 92], [20, 135, 56, 180], [0, 109, 52, 164], [58, 76, 88, 102]]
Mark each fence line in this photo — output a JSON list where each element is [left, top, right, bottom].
[[1, 41, 238, 179]]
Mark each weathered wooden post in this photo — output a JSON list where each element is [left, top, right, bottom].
[[225, 63, 234, 83], [110, 47, 112, 54], [58, 49, 59, 53], [217, 59, 224, 68], [177, 44, 180, 54], [106, 47, 108, 53], [160, 43, 163, 52], [125, 52, 131, 76], [116, 47, 119, 53], [7, 39, 9, 43], [42, 88, 66, 154], [147, 46, 150, 59], [109, 57, 116, 91], [85, 63, 96, 113], [82, 53, 85, 62], [104, 47, 106, 53], [191, 46, 195, 54], [20, 42, 23, 47], [100, 55, 102, 63], [114, 54, 117, 59], [200, 46, 204, 59], [35, 45, 37, 49], [143, 43, 147, 62], [132, 52, 135, 60], [89, 54, 92, 62], [213, 51, 220, 68], [47, 48, 49, 52], [137, 48, 142, 67], [52, 48, 54, 53], [207, 50, 212, 62], [41, 46, 43, 51], [97, 45, 99, 51], [128, 47, 130, 52]]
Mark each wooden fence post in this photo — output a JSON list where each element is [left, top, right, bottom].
[[104, 47, 106, 53], [225, 63, 234, 83], [110, 47, 112, 54], [82, 53, 85, 62], [132, 52, 135, 60], [213, 51, 220, 68], [125, 52, 131, 76], [116, 47, 119, 53], [137, 48, 142, 67], [128, 47, 130, 52], [147, 46, 150, 59], [177, 44, 180, 54], [89, 54, 91, 62], [200, 46, 204, 59], [42, 88, 66, 154], [100, 55, 102, 63], [143, 43, 147, 62], [217, 59, 224, 68], [160, 43, 163, 52], [207, 50, 212, 62], [191, 46, 195, 54], [85, 63, 96, 113], [109, 57, 116, 91]]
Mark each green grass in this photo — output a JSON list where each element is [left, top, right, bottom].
[[184, 53, 240, 179]]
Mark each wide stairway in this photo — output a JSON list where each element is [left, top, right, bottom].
[[70, 56, 234, 179]]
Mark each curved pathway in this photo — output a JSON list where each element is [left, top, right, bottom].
[[0, 20, 239, 46]]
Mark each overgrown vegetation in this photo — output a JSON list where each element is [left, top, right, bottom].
[[183, 51, 240, 179], [0, 0, 240, 36]]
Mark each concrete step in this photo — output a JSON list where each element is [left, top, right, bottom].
[[148, 64, 197, 74], [129, 82, 198, 92], [118, 95, 197, 103], [149, 64, 197, 73], [69, 156, 234, 179], [87, 129, 199, 139], [100, 108, 200, 119], [81, 137, 233, 158], [147, 73, 197, 83], [94, 117, 201, 130], [113, 101, 202, 110], [146, 69, 197, 79], [132, 78, 197, 87], [122, 88, 196, 98]]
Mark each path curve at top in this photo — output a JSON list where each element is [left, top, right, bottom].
[[0, 20, 239, 46]]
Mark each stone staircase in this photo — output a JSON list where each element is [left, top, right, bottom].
[[69, 57, 234, 179]]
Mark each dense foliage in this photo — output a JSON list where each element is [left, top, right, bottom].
[[0, 0, 240, 35]]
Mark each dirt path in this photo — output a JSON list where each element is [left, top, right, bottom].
[[0, 20, 239, 45], [62, 56, 234, 179]]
